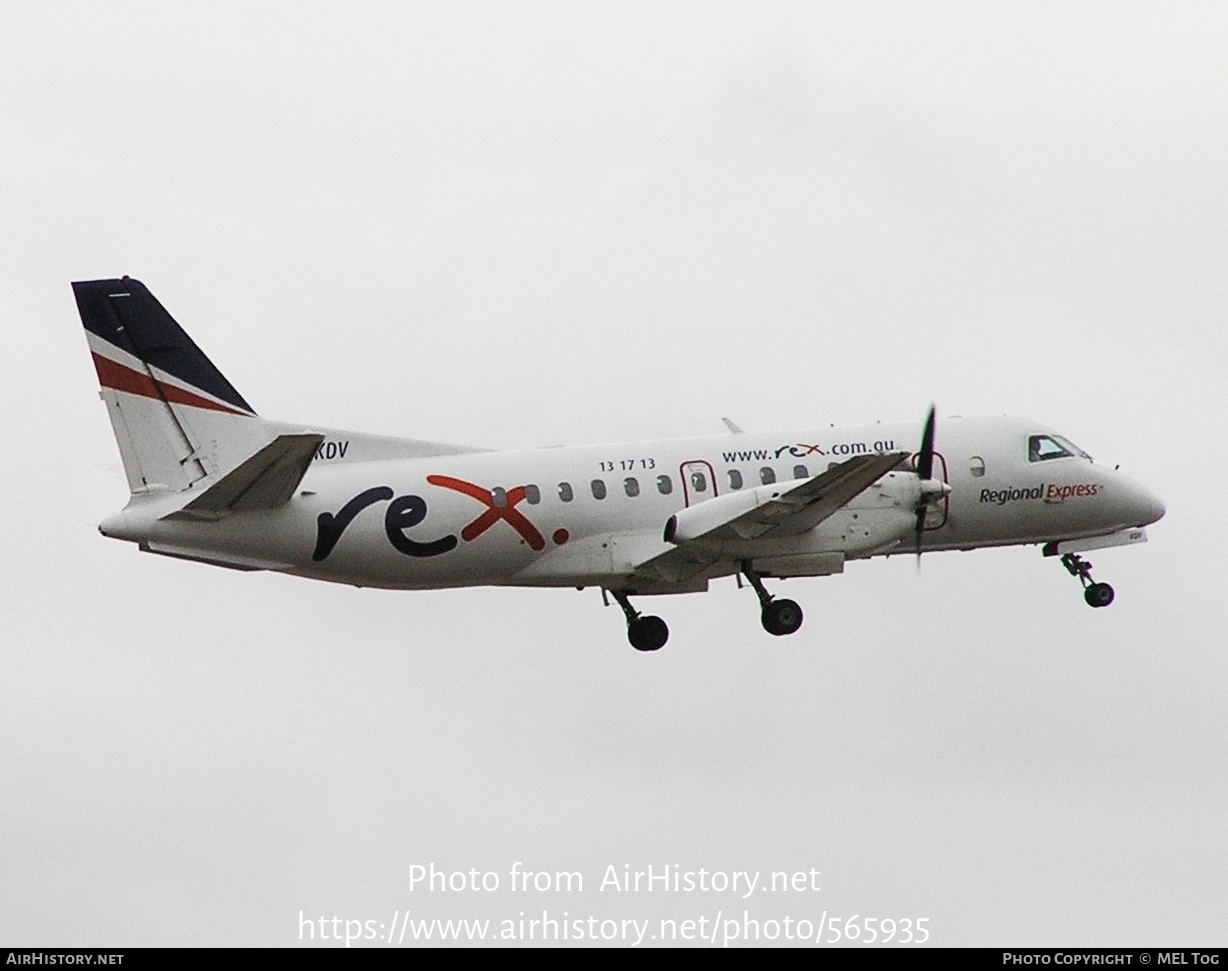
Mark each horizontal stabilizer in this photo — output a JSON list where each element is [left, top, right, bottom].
[[140, 542, 296, 572], [163, 434, 324, 521]]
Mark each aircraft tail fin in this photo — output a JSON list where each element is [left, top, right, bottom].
[[74, 277, 272, 495]]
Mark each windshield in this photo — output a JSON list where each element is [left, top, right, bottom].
[[1027, 434, 1092, 463]]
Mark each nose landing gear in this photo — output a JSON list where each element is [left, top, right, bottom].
[[741, 562, 804, 636], [1059, 553, 1115, 608]]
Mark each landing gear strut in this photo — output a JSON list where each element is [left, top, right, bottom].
[[1059, 553, 1115, 609], [609, 590, 669, 651], [741, 562, 804, 636]]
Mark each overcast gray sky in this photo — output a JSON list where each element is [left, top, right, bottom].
[[2, 1, 1225, 947]]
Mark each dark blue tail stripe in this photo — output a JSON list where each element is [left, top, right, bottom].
[[73, 278, 255, 415]]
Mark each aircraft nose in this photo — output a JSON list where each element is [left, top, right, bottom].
[[1140, 489, 1166, 526], [1124, 479, 1166, 526]]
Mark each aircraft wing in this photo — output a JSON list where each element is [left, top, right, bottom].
[[627, 451, 910, 587]]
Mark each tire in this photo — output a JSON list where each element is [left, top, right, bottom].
[[628, 615, 669, 651], [1084, 582, 1115, 608], [762, 598, 804, 636]]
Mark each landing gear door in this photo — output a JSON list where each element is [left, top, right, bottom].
[[679, 460, 718, 508], [911, 450, 950, 530]]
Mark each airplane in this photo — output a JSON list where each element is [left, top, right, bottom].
[[74, 277, 1167, 651]]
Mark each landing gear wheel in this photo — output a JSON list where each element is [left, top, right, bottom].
[[1059, 553, 1116, 609], [627, 615, 669, 651], [1084, 582, 1115, 609], [761, 598, 804, 636]]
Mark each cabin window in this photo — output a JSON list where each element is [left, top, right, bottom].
[[624, 477, 640, 497], [760, 467, 776, 485], [490, 487, 507, 508], [656, 475, 673, 495], [968, 456, 986, 478], [558, 481, 573, 502], [524, 484, 541, 504], [591, 479, 607, 500], [690, 470, 708, 494], [727, 469, 743, 490], [793, 464, 809, 479]]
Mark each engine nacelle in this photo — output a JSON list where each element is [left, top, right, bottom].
[[664, 483, 789, 544], [664, 470, 933, 560]]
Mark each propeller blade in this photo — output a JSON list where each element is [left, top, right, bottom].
[[916, 404, 935, 482], [914, 405, 937, 562]]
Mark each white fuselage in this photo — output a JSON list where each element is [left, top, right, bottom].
[[100, 414, 1165, 593]]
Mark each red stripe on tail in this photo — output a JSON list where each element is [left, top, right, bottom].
[[91, 353, 248, 416]]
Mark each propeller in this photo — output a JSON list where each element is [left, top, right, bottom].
[[914, 404, 938, 562]]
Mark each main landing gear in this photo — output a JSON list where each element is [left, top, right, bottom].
[[610, 590, 670, 652], [1059, 552, 1115, 609], [741, 562, 804, 636], [608, 567, 806, 650]]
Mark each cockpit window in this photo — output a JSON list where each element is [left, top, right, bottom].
[[1028, 434, 1091, 463]]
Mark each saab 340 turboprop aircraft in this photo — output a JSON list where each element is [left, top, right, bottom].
[[76, 278, 1166, 651]]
